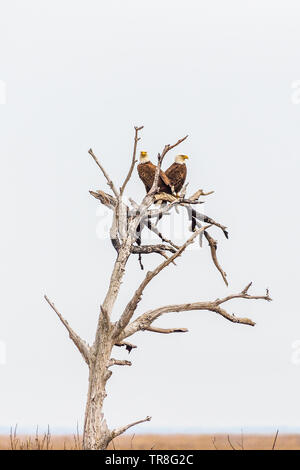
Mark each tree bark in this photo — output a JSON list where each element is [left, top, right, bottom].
[[83, 367, 111, 449], [83, 330, 113, 450]]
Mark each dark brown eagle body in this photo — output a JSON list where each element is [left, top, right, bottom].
[[165, 162, 187, 194], [137, 161, 172, 194]]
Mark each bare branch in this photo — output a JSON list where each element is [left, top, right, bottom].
[[204, 231, 228, 286], [109, 358, 132, 367], [113, 225, 211, 337], [44, 295, 90, 365], [120, 126, 144, 195], [88, 148, 119, 198], [131, 244, 176, 255], [153, 193, 178, 203], [144, 326, 188, 334], [190, 189, 214, 200], [89, 190, 116, 208], [242, 282, 252, 294], [153, 193, 205, 205], [164, 135, 189, 154], [121, 283, 272, 339], [111, 416, 151, 440]]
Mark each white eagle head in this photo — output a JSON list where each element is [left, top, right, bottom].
[[140, 151, 150, 163], [175, 154, 189, 164]]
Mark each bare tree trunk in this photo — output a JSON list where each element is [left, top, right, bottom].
[[83, 315, 114, 450], [83, 368, 110, 450], [83, 360, 111, 449]]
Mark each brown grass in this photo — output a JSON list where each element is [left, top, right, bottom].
[[1, 429, 300, 450]]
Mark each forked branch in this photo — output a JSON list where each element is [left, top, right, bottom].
[[121, 283, 272, 339], [120, 126, 144, 195]]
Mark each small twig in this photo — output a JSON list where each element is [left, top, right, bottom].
[[190, 189, 214, 200], [111, 416, 151, 439], [120, 126, 144, 195], [88, 148, 119, 197], [204, 231, 228, 286], [242, 282, 252, 294]]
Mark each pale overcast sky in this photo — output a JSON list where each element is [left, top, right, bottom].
[[1, 0, 300, 434]]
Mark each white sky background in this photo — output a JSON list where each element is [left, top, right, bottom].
[[0, 0, 300, 434]]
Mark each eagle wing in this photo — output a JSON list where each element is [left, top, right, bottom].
[[138, 162, 172, 193], [137, 162, 154, 191], [165, 163, 187, 192]]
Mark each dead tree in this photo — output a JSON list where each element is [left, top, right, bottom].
[[44, 126, 272, 450]]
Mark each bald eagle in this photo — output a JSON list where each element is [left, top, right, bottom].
[[165, 154, 188, 195], [137, 151, 173, 194]]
